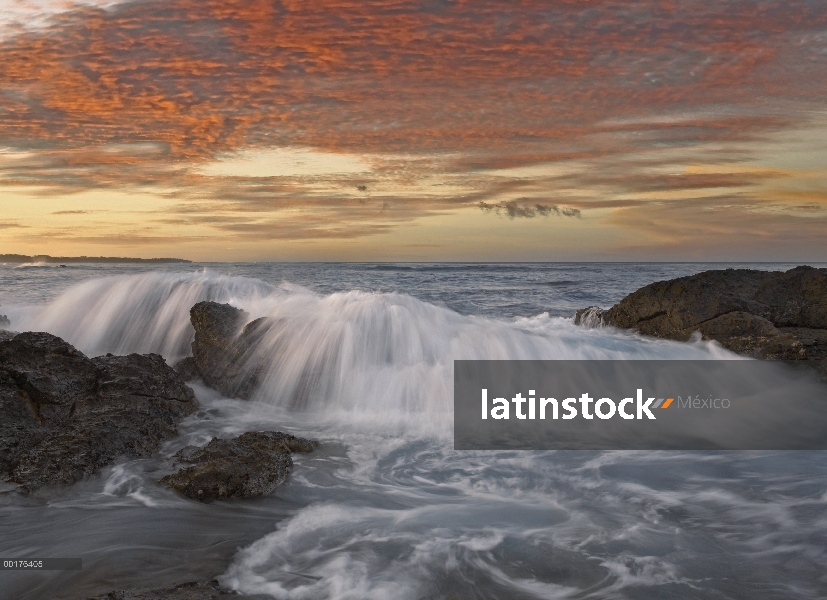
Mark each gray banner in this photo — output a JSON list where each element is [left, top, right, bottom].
[[1, 558, 82, 570], [454, 360, 827, 450]]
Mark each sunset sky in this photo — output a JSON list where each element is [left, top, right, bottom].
[[1, 0, 826, 261]]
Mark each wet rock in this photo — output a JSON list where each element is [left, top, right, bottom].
[[0, 332, 197, 491], [575, 266, 827, 366], [174, 356, 201, 382], [161, 431, 318, 502], [573, 306, 606, 327], [85, 580, 236, 600], [184, 302, 269, 399], [190, 302, 248, 377]]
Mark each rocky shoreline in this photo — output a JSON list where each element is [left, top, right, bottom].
[[0, 332, 198, 492], [575, 265, 827, 372], [1, 301, 318, 498], [3, 267, 825, 598], [1, 299, 321, 598]]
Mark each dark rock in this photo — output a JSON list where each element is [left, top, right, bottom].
[[85, 580, 235, 600], [174, 356, 201, 382], [184, 302, 270, 399], [0, 332, 197, 491], [575, 266, 827, 366], [0, 314, 9, 329], [161, 431, 318, 501]]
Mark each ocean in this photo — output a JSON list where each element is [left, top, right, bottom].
[[1, 261, 826, 599]]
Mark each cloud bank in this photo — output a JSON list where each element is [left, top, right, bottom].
[[0, 0, 825, 257]]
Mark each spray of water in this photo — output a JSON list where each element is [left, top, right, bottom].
[[16, 271, 734, 436]]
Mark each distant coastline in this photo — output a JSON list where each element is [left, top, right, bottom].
[[0, 254, 191, 264]]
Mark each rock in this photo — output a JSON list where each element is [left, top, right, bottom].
[[0, 314, 9, 330], [85, 580, 235, 600], [174, 356, 201, 382], [0, 332, 197, 491], [574, 306, 606, 327], [182, 302, 270, 399], [161, 431, 318, 501], [190, 302, 248, 380], [574, 266, 827, 365]]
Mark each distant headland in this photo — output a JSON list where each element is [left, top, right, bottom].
[[0, 254, 191, 264]]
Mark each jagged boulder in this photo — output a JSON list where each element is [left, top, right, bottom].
[[575, 266, 827, 363], [0, 332, 197, 491], [175, 302, 269, 399], [161, 431, 318, 501]]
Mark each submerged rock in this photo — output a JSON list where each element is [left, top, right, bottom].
[[85, 580, 236, 600], [575, 266, 827, 365], [161, 431, 318, 502], [0, 332, 197, 491], [573, 306, 606, 328], [177, 302, 269, 399]]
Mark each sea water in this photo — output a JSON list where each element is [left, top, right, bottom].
[[1, 262, 826, 599]]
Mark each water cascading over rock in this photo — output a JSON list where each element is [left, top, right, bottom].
[[174, 301, 270, 399]]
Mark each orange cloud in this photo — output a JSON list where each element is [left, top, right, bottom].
[[2, 0, 824, 157], [0, 0, 826, 255]]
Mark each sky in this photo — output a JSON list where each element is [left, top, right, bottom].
[[0, 0, 826, 261]]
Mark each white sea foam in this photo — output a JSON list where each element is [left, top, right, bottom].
[[17, 270, 735, 438]]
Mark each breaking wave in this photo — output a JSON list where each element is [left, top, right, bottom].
[[18, 271, 732, 436], [4, 269, 826, 600]]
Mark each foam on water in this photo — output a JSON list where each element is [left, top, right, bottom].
[[3, 268, 826, 599]]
